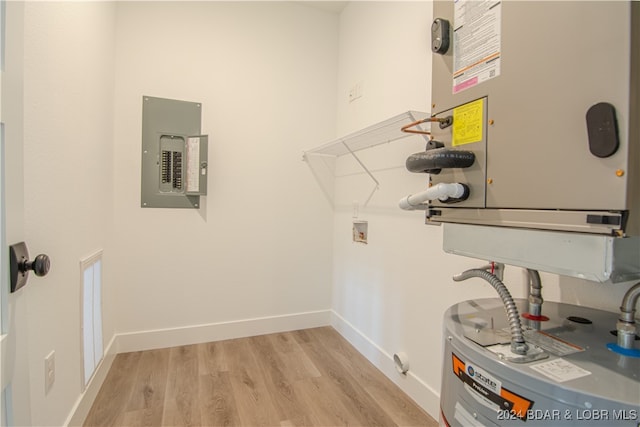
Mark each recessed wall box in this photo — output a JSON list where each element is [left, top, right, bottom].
[[141, 96, 209, 209], [352, 221, 368, 244]]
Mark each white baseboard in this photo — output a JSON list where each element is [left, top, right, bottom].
[[65, 309, 331, 425], [116, 309, 332, 353], [64, 335, 118, 427], [330, 310, 440, 420]]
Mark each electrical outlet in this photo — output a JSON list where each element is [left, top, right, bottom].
[[44, 351, 55, 394]]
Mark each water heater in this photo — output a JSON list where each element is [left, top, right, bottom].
[[402, 1, 640, 426], [441, 298, 639, 427]]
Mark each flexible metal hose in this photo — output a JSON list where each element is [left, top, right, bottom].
[[620, 282, 640, 322], [617, 282, 640, 349], [527, 269, 543, 317], [453, 269, 529, 355]]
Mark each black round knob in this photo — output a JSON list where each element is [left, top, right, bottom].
[[24, 254, 51, 277]]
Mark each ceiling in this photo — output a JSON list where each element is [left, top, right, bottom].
[[297, 1, 349, 14]]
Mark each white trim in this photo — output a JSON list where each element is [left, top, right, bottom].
[[0, 333, 7, 389], [64, 334, 117, 427], [330, 310, 440, 419], [116, 309, 331, 353], [79, 250, 104, 391], [79, 250, 103, 268]]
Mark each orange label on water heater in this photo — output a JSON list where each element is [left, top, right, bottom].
[[451, 352, 534, 420]]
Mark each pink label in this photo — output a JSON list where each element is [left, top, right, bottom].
[[453, 76, 478, 94]]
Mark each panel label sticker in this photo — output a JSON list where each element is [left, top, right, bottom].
[[523, 330, 584, 356], [452, 99, 484, 146], [186, 137, 201, 193], [529, 358, 591, 383], [453, 0, 502, 94], [452, 353, 534, 420]]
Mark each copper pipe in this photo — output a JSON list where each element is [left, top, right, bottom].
[[400, 117, 445, 136]]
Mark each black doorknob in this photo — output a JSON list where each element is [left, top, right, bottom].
[[9, 242, 51, 293], [23, 254, 51, 277]]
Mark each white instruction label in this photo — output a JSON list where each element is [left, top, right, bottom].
[[453, 0, 502, 94], [524, 330, 584, 356], [530, 359, 591, 383]]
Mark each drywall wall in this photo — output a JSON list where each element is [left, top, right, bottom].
[[332, 1, 639, 418], [332, 3, 452, 414], [16, 2, 116, 425], [111, 2, 336, 337]]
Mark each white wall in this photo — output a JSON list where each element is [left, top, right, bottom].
[[10, 1, 638, 424], [19, 2, 116, 425], [110, 2, 336, 336], [9, 2, 338, 424], [331, 1, 639, 419]]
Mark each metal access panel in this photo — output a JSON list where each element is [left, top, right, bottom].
[[141, 96, 208, 209], [443, 223, 640, 283], [430, 97, 487, 209], [429, 1, 640, 236]]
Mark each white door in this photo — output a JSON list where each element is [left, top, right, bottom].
[[0, 0, 7, 412], [1, 2, 36, 425]]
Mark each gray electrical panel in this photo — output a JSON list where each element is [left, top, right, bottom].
[[427, 1, 639, 237], [141, 96, 208, 209]]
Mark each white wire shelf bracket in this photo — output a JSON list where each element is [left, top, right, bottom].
[[302, 111, 430, 207]]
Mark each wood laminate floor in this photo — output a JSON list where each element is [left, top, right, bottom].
[[84, 326, 438, 427]]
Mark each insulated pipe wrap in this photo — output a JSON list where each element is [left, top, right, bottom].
[[453, 269, 529, 355]]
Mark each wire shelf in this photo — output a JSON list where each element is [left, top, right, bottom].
[[304, 111, 429, 157]]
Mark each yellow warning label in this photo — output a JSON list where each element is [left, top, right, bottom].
[[452, 99, 484, 146]]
